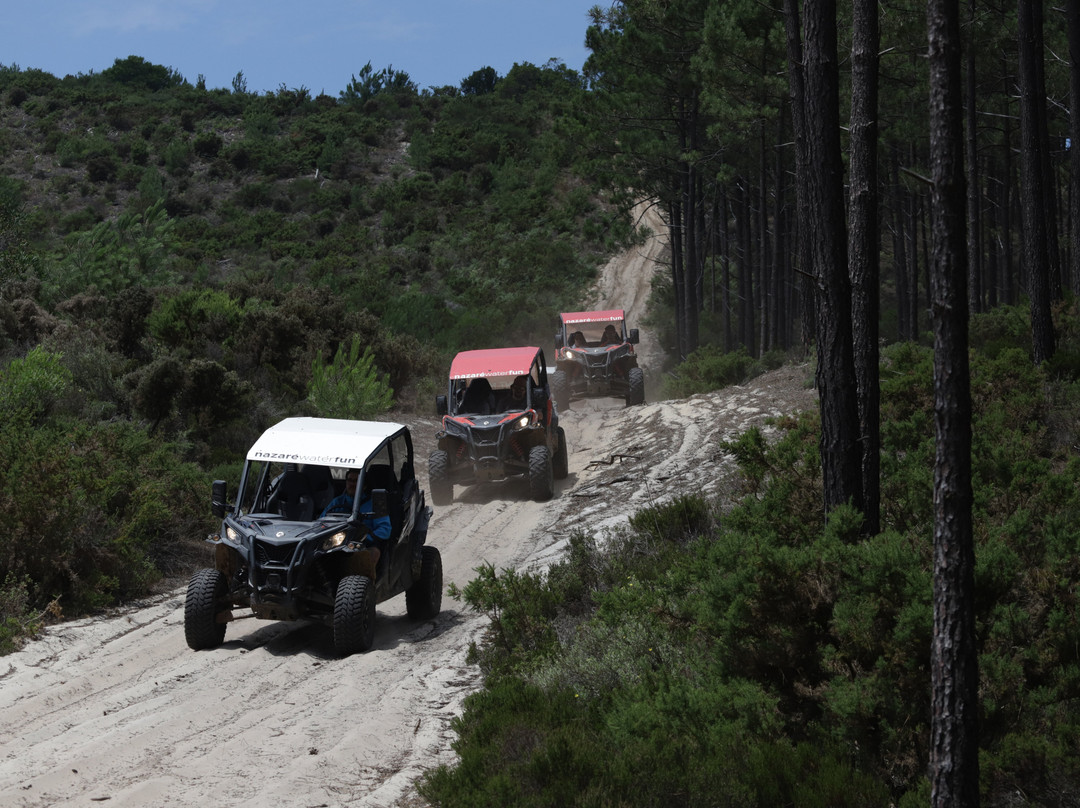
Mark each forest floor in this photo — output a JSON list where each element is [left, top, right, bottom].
[[0, 203, 817, 808]]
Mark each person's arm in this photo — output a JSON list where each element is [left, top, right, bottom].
[[358, 496, 392, 540], [321, 494, 351, 517], [367, 513, 392, 541]]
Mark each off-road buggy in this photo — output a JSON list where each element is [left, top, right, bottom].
[[552, 309, 645, 408], [184, 417, 440, 657], [429, 346, 568, 505]]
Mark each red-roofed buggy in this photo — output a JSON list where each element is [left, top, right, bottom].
[[429, 346, 568, 505], [551, 309, 644, 409]]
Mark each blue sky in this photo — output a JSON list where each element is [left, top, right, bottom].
[[2, 1, 599, 95]]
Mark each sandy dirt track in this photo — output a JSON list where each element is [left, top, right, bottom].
[[0, 205, 816, 807]]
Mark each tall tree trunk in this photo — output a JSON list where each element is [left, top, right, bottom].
[[927, 1, 979, 805], [682, 92, 703, 357], [892, 150, 913, 341], [1001, 61, 1016, 307], [720, 187, 733, 352], [1032, 0, 1062, 302], [736, 179, 755, 354], [1018, 0, 1056, 364], [1068, 0, 1080, 297], [773, 111, 788, 351], [965, 0, 984, 314], [759, 129, 772, 355], [783, 0, 815, 358], [683, 157, 700, 356], [849, 0, 880, 536], [669, 197, 687, 360], [803, 0, 863, 515]]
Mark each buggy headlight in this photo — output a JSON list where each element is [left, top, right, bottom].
[[322, 531, 347, 550], [516, 415, 531, 429], [562, 348, 584, 362], [224, 525, 250, 549]]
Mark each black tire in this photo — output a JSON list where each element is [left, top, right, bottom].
[[528, 444, 554, 501], [334, 574, 376, 656], [406, 546, 443, 619], [553, 426, 569, 480], [184, 568, 228, 650], [626, 367, 645, 406], [428, 449, 453, 506], [550, 370, 570, 413]]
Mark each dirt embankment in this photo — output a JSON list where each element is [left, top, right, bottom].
[[0, 204, 816, 808]]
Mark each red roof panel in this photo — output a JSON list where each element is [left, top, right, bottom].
[[560, 309, 625, 325], [449, 347, 540, 380]]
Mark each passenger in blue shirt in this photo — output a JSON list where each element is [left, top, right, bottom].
[[322, 469, 392, 565]]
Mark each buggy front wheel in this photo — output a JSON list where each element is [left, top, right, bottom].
[[334, 575, 376, 656], [626, 367, 645, 406], [184, 568, 229, 650], [528, 445, 554, 501]]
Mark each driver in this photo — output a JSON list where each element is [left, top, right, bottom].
[[321, 469, 392, 564], [508, 374, 528, 407]]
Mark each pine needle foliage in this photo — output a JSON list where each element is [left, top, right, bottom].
[[307, 334, 394, 419]]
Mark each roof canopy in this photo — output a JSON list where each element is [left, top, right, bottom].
[[246, 417, 404, 467], [449, 346, 540, 380], [560, 309, 625, 325]]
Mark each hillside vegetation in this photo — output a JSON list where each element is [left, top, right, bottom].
[[0, 56, 635, 631]]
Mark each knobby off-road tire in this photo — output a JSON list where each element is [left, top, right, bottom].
[[528, 444, 554, 501], [333, 574, 376, 656], [406, 546, 443, 619], [428, 449, 453, 506], [550, 370, 570, 413], [626, 367, 645, 406], [185, 568, 228, 650], [553, 426, 569, 480]]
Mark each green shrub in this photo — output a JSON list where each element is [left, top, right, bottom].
[[147, 288, 242, 350], [162, 139, 192, 175], [191, 131, 221, 160], [0, 418, 210, 620], [0, 573, 48, 654], [307, 334, 394, 419], [663, 345, 766, 399], [0, 345, 73, 423], [627, 493, 713, 545]]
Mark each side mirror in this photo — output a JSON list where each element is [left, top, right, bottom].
[[435, 394, 448, 416], [211, 479, 227, 519], [369, 489, 389, 518], [628, 328, 639, 344], [554, 332, 564, 349]]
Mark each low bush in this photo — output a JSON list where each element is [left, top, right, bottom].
[[0, 416, 211, 618], [663, 345, 786, 399], [421, 346, 1080, 807]]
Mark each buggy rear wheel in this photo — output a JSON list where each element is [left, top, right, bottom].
[[553, 426, 569, 480], [428, 449, 453, 506], [184, 568, 229, 650], [626, 367, 645, 406], [551, 370, 570, 413], [334, 575, 376, 656], [406, 546, 443, 619], [528, 445, 554, 501]]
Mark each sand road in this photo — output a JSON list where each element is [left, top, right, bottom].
[[0, 203, 815, 807]]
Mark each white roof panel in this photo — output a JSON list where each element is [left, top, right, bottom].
[[245, 417, 404, 467]]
